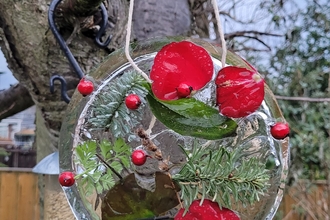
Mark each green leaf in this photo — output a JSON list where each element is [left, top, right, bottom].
[[95, 182, 104, 194], [117, 155, 130, 167], [110, 161, 123, 172], [75, 141, 97, 165], [101, 172, 179, 220], [99, 171, 115, 190], [146, 94, 237, 140], [113, 138, 125, 153], [75, 146, 85, 162], [85, 176, 96, 197], [75, 138, 132, 195], [100, 140, 111, 158]]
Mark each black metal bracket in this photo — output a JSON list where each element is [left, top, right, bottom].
[[50, 75, 70, 103], [95, 3, 112, 48], [48, 0, 111, 103]]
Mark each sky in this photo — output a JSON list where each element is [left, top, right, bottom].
[[0, 50, 17, 90]]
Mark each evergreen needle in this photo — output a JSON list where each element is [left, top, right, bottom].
[[172, 142, 270, 209]]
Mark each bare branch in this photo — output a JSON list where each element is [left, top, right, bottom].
[[0, 84, 34, 121], [229, 35, 272, 51], [222, 30, 283, 51], [225, 30, 282, 39], [233, 46, 271, 52], [275, 95, 330, 102], [219, 11, 258, 25]]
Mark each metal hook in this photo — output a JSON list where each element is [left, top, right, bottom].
[[94, 3, 112, 48], [48, 0, 84, 79], [50, 75, 71, 103]]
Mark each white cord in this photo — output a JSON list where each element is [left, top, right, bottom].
[[125, 0, 152, 83], [211, 0, 227, 68]]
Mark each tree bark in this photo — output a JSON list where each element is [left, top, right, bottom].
[[132, 0, 191, 40], [0, 83, 34, 120], [0, 0, 191, 219]]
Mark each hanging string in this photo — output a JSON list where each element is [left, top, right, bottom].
[[211, 0, 227, 68], [125, 0, 152, 83]]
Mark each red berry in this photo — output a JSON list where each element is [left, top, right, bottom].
[[150, 41, 213, 100], [215, 66, 265, 118], [59, 171, 75, 187], [176, 83, 193, 98], [77, 78, 94, 96], [125, 94, 141, 110], [131, 149, 147, 166], [271, 122, 290, 139], [174, 199, 240, 220]]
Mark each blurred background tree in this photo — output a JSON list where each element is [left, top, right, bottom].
[[258, 1, 330, 217], [262, 0, 330, 183]]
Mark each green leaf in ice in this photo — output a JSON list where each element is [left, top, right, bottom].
[[146, 93, 237, 140]]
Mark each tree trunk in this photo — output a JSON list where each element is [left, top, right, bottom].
[[0, 0, 191, 219]]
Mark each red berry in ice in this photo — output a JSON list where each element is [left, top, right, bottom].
[[271, 122, 290, 139], [174, 199, 240, 220], [176, 83, 193, 98], [131, 149, 147, 166], [125, 94, 141, 110], [215, 66, 265, 118], [59, 171, 75, 187], [150, 41, 213, 100], [77, 78, 94, 96]]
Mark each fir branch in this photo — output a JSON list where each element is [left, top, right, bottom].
[[74, 138, 132, 195], [88, 70, 148, 137], [172, 143, 270, 210]]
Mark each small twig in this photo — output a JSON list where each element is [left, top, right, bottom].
[[171, 180, 183, 209], [275, 95, 330, 102], [125, 0, 152, 83], [146, 115, 157, 136], [95, 153, 123, 180], [137, 128, 182, 208]]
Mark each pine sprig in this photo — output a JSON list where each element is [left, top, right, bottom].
[[172, 143, 270, 210], [88, 70, 148, 137], [74, 138, 131, 196]]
